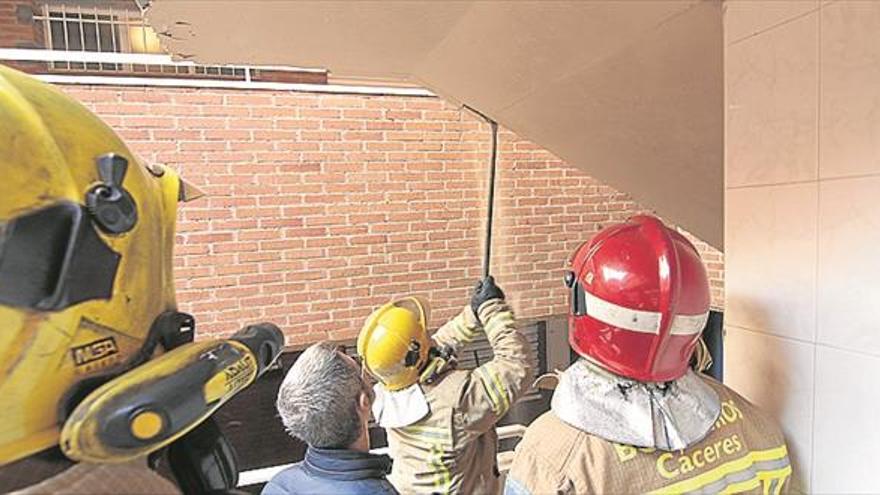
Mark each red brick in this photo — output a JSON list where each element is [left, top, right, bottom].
[[225, 93, 274, 106], [324, 119, 365, 130], [277, 119, 321, 130], [319, 96, 365, 108], [301, 108, 342, 119], [55, 84, 723, 342], [173, 92, 224, 105], [366, 121, 405, 131], [229, 118, 273, 130]]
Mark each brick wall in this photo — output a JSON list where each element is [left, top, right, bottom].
[[0, 0, 40, 49], [60, 85, 723, 344], [0, 0, 48, 74]]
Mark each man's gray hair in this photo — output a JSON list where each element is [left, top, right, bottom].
[[276, 341, 363, 448]]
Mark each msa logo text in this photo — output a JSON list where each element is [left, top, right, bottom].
[[71, 337, 119, 367]]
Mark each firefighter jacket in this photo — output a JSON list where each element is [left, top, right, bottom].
[[384, 300, 532, 494], [505, 374, 795, 495]]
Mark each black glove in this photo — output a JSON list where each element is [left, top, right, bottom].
[[470, 276, 505, 314]]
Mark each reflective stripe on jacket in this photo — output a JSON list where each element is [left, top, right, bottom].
[[387, 301, 532, 494], [505, 377, 795, 494]]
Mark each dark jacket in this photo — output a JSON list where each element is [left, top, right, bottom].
[[261, 447, 397, 495]]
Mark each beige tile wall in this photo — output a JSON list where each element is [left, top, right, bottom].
[[724, 1, 880, 491]]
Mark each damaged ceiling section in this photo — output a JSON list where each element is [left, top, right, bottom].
[[148, 1, 723, 248]]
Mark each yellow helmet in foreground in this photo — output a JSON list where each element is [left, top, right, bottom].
[[357, 297, 431, 391], [0, 65, 195, 466]]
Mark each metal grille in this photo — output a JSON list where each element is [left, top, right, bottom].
[[34, 1, 245, 78]]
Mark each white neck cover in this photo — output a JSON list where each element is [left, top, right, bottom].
[[551, 359, 720, 451], [371, 382, 430, 428]]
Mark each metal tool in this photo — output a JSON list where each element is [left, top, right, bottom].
[[464, 105, 499, 278], [60, 323, 284, 463]]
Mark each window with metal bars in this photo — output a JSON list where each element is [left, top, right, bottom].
[[34, 0, 245, 78]]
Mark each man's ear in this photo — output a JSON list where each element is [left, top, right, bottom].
[[359, 389, 372, 412]]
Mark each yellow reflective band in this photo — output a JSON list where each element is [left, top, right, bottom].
[[400, 424, 449, 438], [453, 316, 476, 340], [774, 471, 790, 495], [490, 368, 511, 414], [649, 445, 789, 495], [400, 423, 445, 432], [493, 311, 515, 323], [758, 467, 792, 495], [396, 424, 453, 448], [478, 366, 511, 416], [396, 426, 453, 493], [750, 445, 789, 463], [476, 367, 503, 415], [429, 443, 452, 493], [719, 467, 791, 495], [485, 313, 514, 335], [392, 430, 434, 451], [720, 476, 761, 494]]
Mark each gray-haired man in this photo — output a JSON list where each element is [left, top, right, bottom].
[[263, 342, 397, 495]]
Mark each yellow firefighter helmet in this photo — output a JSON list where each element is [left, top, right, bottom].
[[357, 297, 431, 391], [0, 65, 200, 466]]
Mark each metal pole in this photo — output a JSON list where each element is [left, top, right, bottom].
[[463, 105, 499, 279], [483, 119, 498, 278]]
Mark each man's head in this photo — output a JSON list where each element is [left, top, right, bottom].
[[565, 215, 710, 383], [277, 342, 373, 449]]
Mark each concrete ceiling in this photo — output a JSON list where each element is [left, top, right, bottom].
[[149, 1, 723, 248]]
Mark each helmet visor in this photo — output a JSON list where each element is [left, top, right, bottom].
[[0, 202, 120, 311]]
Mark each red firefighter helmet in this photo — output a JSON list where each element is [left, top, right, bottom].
[[566, 215, 710, 382]]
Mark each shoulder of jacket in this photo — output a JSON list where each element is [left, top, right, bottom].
[[520, 412, 584, 469], [702, 376, 787, 440], [351, 477, 398, 495], [261, 479, 289, 495], [267, 462, 308, 486], [420, 368, 472, 413], [376, 479, 400, 495], [509, 413, 581, 492]]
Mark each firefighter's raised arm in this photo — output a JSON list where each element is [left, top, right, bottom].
[[431, 303, 481, 352], [459, 277, 533, 434]]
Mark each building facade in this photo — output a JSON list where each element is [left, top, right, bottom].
[[0, 0, 724, 341]]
